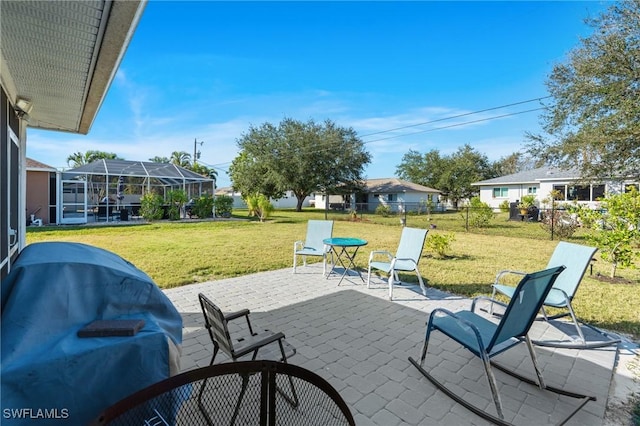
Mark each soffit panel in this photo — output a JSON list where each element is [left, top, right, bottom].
[[1, 1, 106, 131]]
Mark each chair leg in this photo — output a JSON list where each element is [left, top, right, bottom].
[[524, 336, 546, 390], [418, 326, 433, 367], [275, 340, 299, 408], [489, 287, 497, 315], [415, 269, 427, 296], [293, 251, 297, 273], [197, 345, 219, 425], [230, 374, 250, 426], [388, 273, 394, 300], [366, 265, 372, 288], [480, 352, 505, 420], [565, 302, 586, 343]]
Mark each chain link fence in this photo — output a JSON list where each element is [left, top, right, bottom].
[[316, 201, 585, 241]]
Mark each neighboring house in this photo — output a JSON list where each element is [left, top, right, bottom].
[[472, 166, 639, 210], [1, 1, 146, 279], [26, 158, 57, 226], [314, 178, 442, 212], [215, 187, 313, 209]]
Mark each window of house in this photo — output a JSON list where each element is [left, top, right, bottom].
[[492, 187, 508, 198], [552, 185, 566, 200], [527, 187, 537, 194], [624, 183, 639, 193], [373, 194, 379, 198], [387, 194, 395, 202], [592, 184, 605, 200]]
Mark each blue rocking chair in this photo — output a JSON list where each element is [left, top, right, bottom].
[[409, 266, 596, 425], [492, 241, 620, 349]]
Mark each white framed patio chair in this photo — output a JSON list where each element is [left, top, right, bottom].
[[366, 227, 428, 300], [410, 266, 596, 425], [491, 241, 620, 349], [293, 220, 333, 274]]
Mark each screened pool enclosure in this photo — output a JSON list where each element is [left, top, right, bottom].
[[60, 160, 215, 224]]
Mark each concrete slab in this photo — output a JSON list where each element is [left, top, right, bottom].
[[164, 263, 621, 425]]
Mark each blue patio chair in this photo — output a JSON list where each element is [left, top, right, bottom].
[[293, 220, 334, 274], [366, 227, 428, 300], [409, 266, 596, 425], [492, 241, 619, 349]]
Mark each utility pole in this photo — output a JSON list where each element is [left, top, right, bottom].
[[194, 138, 204, 165]]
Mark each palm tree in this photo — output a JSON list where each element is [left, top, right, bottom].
[[170, 151, 192, 168], [66, 150, 121, 168], [149, 156, 170, 163]]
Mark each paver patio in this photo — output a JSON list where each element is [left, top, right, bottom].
[[164, 263, 621, 425]]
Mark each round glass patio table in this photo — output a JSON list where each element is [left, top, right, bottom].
[[323, 238, 368, 286]]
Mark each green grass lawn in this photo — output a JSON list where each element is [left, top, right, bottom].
[[26, 209, 640, 339]]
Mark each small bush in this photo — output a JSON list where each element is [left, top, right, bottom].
[[375, 204, 392, 217], [167, 189, 187, 220], [464, 197, 494, 228], [540, 209, 579, 239], [246, 194, 273, 222], [192, 195, 214, 218], [213, 195, 234, 217], [139, 193, 164, 221], [426, 232, 455, 257], [498, 200, 510, 213]]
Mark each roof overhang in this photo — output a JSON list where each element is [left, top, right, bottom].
[[0, 0, 146, 134]]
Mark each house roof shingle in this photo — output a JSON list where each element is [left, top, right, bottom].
[[26, 158, 56, 171], [472, 167, 580, 186], [365, 178, 440, 193]]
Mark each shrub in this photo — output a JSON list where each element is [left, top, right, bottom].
[[246, 194, 273, 222], [167, 189, 187, 220], [540, 208, 579, 239], [192, 195, 214, 218], [426, 232, 455, 257], [577, 187, 640, 278], [463, 197, 494, 228], [213, 195, 234, 218], [375, 204, 391, 217], [498, 200, 510, 213], [139, 193, 164, 221]]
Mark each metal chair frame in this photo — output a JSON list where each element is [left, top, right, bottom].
[[409, 266, 596, 425], [366, 227, 428, 300], [293, 220, 334, 274], [491, 241, 620, 349], [197, 293, 298, 425]]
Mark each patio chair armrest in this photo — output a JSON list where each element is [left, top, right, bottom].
[[391, 257, 418, 265], [224, 309, 251, 321], [429, 308, 487, 350], [368, 250, 393, 262], [234, 331, 287, 357], [294, 240, 304, 251], [494, 269, 527, 285], [470, 296, 508, 313]]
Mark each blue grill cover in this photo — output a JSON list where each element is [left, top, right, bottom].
[[1, 242, 182, 424]]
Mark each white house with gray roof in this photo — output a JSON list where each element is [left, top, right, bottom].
[[472, 166, 639, 210], [314, 178, 442, 212]]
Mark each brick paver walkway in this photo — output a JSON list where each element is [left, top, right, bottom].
[[164, 263, 619, 425]]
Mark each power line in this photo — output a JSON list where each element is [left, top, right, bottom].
[[199, 97, 551, 172], [361, 107, 547, 145], [358, 96, 551, 138]]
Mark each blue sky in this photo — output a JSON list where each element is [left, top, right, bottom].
[[27, 1, 609, 187]]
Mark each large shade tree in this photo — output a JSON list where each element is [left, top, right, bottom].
[[396, 144, 495, 208], [230, 118, 371, 211], [526, 0, 640, 180]]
